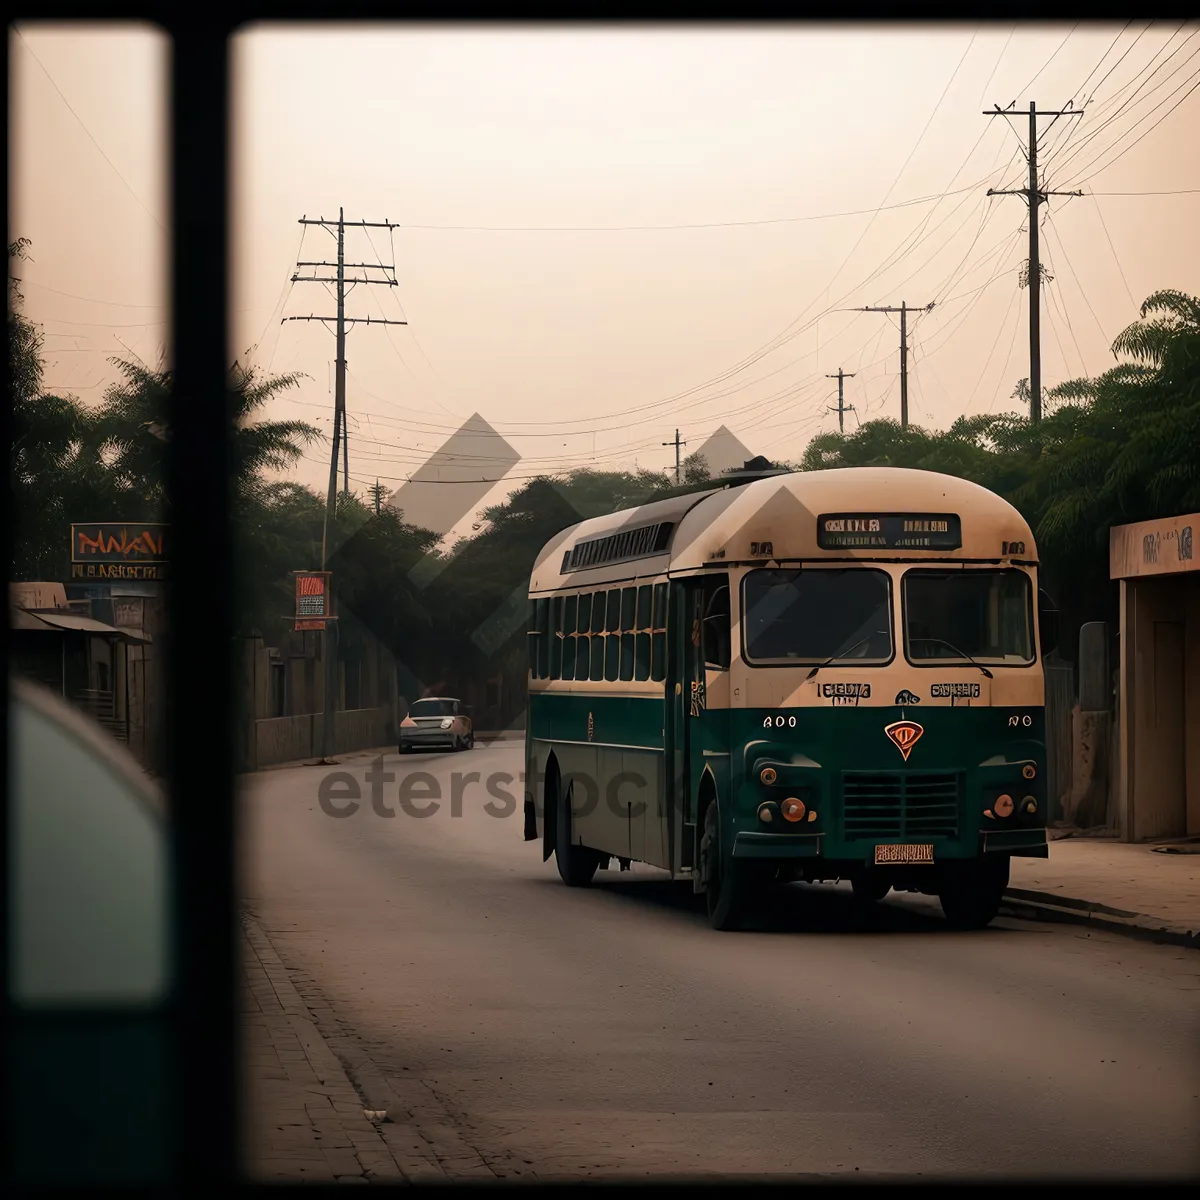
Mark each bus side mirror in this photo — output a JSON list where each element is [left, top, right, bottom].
[[1038, 591, 1059, 657]]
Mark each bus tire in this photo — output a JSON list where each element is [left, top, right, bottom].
[[939, 855, 1010, 931], [555, 780, 601, 887], [701, 801, 756, 931], [851, 874, 890, 905]]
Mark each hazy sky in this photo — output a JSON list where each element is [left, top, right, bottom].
[[11, 21, 1200, 519]]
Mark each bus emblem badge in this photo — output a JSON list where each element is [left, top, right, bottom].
[[884, 720, 923, 761]]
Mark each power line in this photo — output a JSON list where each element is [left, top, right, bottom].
[[1089, 193, 1138, 312], [14, 30, 164, 230], [1067, 65, 1200, 184]]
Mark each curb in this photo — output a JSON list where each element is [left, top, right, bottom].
[[241, 912, 416, 1182], [1000, 887, 1199, 950]]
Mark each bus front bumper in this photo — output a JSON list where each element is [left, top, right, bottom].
[[732, 828, 1048, 860]]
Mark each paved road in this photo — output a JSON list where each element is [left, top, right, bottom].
[[243, 744, 1200, 1181]]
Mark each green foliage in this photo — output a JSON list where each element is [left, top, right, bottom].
[[11, 229, 1197, 694]]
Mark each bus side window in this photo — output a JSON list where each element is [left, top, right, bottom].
[[636, 584, 652, 631], [606, 590, 622, 633], [590, 592, 606, 634], [590, 629, 605, 680], [527, 599, 539, 678], [651, 582, 668, 681], [619, 587, 637, 681], [550, 596, 564, 679], [576, 631, 590, 679], [605, 628, 621, 681], [561, 594, 578, 680], [577, 593, 592, 634], [537, 598, 551, 679], [620, 587, 636, 632], [702, 578, 731, 670], [634, 584, 653, 680]]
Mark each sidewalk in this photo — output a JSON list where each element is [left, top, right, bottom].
[[244, 731, 526, 777], [1004, 836, 1200, 949]]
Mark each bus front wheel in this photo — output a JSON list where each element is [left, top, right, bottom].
[[700, 802, 757, 931], [939, 855, 1010, 931], [555, 781, 601, 887]]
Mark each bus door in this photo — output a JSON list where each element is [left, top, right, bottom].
[[668, 573, 731, 875]]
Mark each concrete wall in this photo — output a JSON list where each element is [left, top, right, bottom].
[[251, 704, 394, 770]]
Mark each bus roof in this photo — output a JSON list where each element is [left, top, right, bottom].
[[530, 468, 1036, 591]]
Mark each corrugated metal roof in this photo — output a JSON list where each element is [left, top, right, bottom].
[[10, 607, 152, 643]]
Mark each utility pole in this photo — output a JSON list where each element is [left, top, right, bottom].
[[858, 302, 934, 428], [284, 208, 407, 760], [662, 429, 687, 484], [985, 101, 1083, 422], [825, 368, 856, 433]]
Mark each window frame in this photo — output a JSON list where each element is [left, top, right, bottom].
[[739, 565, 896, 668], [901, 566, 1036, 668]]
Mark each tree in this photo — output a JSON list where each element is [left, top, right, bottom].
[[9, 239, 114, 580]]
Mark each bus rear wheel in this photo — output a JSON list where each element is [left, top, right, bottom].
[[555, 780, 601, 887], [939, 855, 1010, 931], [701, 802, 758, 931]]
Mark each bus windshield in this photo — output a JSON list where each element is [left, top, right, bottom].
[[903, 569, 1034, 664], [743, 568, 892, 664]]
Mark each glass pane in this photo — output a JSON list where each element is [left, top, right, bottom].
[[10, 687, 168, 1004], [606, 589, 622, 633], [551, 595, 563, 637], [560, 635, 576, 680], [652, 582, 668, 630], [620, 632, 635, 680], [743, 569, 892, 663], [605, 633, 620, 680], [621, 587, 637, 632], [904, 569, 1034, 664], [651, 631, 667, 680], [590, 635, 605, 680], [635, 633, 651, 680], [527, 632, 540, 677], [590, 593, 606, 633], [563, 594, 578, 636], [578, 593, 592, 633], [550, 630, 563, 679], [636, 585, 652, 630], [576, 635, 590, 678]]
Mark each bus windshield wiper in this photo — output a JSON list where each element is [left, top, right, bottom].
[[916, 636, 994, 678], [804, 631, 880, 681]]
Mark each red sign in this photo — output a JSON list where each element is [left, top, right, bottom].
[[294, 571, 334, 629]]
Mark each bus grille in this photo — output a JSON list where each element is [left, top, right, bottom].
[[841, 772, 961, 840]]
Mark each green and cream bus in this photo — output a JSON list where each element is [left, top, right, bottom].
[[522, 466, 1058, 931]]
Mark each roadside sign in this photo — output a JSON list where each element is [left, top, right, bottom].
[[294, 571, 335, 630]]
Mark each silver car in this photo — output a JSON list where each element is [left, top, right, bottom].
[[398, 696, 474, 753]]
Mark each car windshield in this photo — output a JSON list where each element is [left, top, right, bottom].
[[409, 699, 457, 717], [903, 569, 1034, 664], [742, 568, 892, 663]]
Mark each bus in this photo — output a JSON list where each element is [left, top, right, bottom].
[[521, 465, 1058, 931]]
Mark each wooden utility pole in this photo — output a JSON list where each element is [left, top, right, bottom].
[[825, 368, 856, 433], [284, 209, 407, 759], [662, 429, 687, 484], [984, 101, 1082, 422], [859, 302, 934, 427]]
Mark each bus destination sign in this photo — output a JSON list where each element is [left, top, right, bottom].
[[817, 513, 962, 550]]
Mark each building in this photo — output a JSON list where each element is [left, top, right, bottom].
[[10, 582, 154, 760], [1110, 512, 1199, 841]]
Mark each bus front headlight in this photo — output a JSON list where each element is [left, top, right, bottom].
[[781, 796, 806, 822]]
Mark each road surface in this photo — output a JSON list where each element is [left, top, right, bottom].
[[242, 743, 1200, 1181]]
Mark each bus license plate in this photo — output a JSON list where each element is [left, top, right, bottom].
[[874, 843, 934, 865]]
